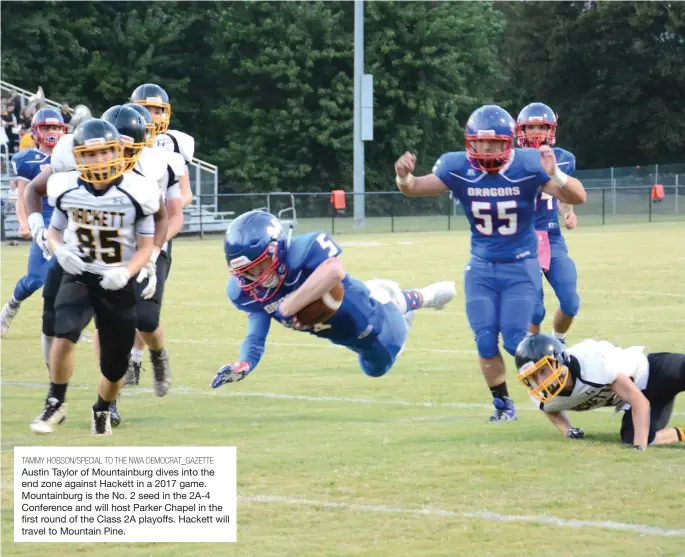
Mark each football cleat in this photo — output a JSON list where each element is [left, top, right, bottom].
[[109, 397, 121, 427], [30, 398, 68, 434], [123, 359, 142, 386], [488, 397, 518, 422], [0, 300, 19, 338], [419, 281, 457, 311], [91, 409, 112, 436], [151, 348, 171, 396]]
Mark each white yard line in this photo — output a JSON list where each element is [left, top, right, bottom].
[[3, 381, 683, 416], [239, 494, 685, 537]]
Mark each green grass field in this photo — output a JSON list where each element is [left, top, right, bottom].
[[2, 222, 684, 556]]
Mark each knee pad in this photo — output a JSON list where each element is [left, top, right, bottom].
[[501, 326, 528, 357], [42, 300, 56, 337], [136, 300, 161, 333], [361, 361, 391, 378], [474, 329, 499, 359], [559, 291, 580, 318]]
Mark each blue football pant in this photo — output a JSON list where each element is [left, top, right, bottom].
[[13, 242, 54, 302], [358, 302, 408, 377], [464, 257, 542, 358], [532, 238, 580, 326]]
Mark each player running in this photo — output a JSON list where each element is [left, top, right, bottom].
[[517, 103, 580, 341], [394, 104, 586, 421]]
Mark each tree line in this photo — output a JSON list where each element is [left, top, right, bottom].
[[3, 1, 684, 193]]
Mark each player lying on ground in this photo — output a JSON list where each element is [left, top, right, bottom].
[[394, 104, 586, 422], [515, 334, 685, 450], [517, 103, 581, 341], [211, 210, 457, 387]]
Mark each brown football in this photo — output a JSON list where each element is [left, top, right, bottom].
[[296, 281, 345, 326]]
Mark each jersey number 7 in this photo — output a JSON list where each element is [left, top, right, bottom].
[[471, 201, 518, 236]]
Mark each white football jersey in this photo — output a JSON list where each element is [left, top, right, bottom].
[[47, 171, 159, 275], [155, 129, 195, 164], [134, 147, 183, 201], [51, 133, 77, 173], [537, 339, 650, 413]]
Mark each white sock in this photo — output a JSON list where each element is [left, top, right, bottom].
[[553, 330, 567, 342], [9, 296, 21, 309], [130, 348, 144, 364], [41, 334, 53, 368]]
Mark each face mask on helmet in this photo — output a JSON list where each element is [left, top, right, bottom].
[[516, 355, 570, 402], [120, 134, 146, 172], [134, 98, 171, 134], [517, 120, 557, 148], [32, 118, 66, 148], [228, 242, 287, 302], [464, 134, 514, 173], [73, 139, 126, 184]]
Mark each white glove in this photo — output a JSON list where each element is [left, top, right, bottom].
[[100, 267, 131, 291], [54, 246, 86, 275], [34, 228, 53, 260], [137, 260, 157, 300]]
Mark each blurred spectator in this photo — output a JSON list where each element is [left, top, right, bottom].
[[60, 103, 72, 125], [18, 128, 35, 151], [18, 107, 32, 130], [2, 103, 18, 153]]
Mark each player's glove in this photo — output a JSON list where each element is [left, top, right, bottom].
[[100, 267, 131, 291], [34, 228, 53, 260], [137, 260, 157, 300], [54, 245, 86, 275], [274, 306, 306, 330], [210, 362, 252, 388], [566, 427, 585, 440]]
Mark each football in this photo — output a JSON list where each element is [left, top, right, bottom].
[[296, 281, 345, 326]]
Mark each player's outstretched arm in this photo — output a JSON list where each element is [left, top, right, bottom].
[[152, 195, 169, 252], [544, 410, 584, 438], [278, 258, 345, 317], [211, 312, 271, 388], [394, 151, 448, 197], [610, 374, 651, 449], [15, 179, 31, 238]]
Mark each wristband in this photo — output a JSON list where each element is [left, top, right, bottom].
[[395, 174, 415, 188], [149, 247, 160, 265], [552, 167, 569, 187]]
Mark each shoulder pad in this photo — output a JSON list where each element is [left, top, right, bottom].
[[285, 233, 319, 270], [47, 171, 80, 206], [137, 147, 166, 184], [159, 149, 186, 179], [51, 134, 77, 173], [120, 173, 160, 216], [515, 148, 545, 174], [156, 130, 195, 163], [432, 151, 467, 174]]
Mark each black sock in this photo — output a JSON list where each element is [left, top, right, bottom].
[[150, 348, 162, 359], [93, 395, 111, 412], [489, 382, 510, 401], [49, 382, 68, 404]]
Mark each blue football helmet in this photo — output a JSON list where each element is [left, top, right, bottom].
[[516, 102, 558, 148], [224, 210, 288, 302], [464, 105, 516, 172], [31, 108, 66, 147]]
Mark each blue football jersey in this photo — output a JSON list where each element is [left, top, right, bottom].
[[12, 148, 53, 223], [433, 148, 550, 262], [228, 231, 386, 351], [533, 147, 576, 236]]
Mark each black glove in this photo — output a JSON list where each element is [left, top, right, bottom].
[[566, 427, 585, 439]]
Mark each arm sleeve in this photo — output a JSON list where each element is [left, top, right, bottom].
[[135, 214, 155, 236], [49, 209, 68, 232], [239, 311, 271, 370]]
